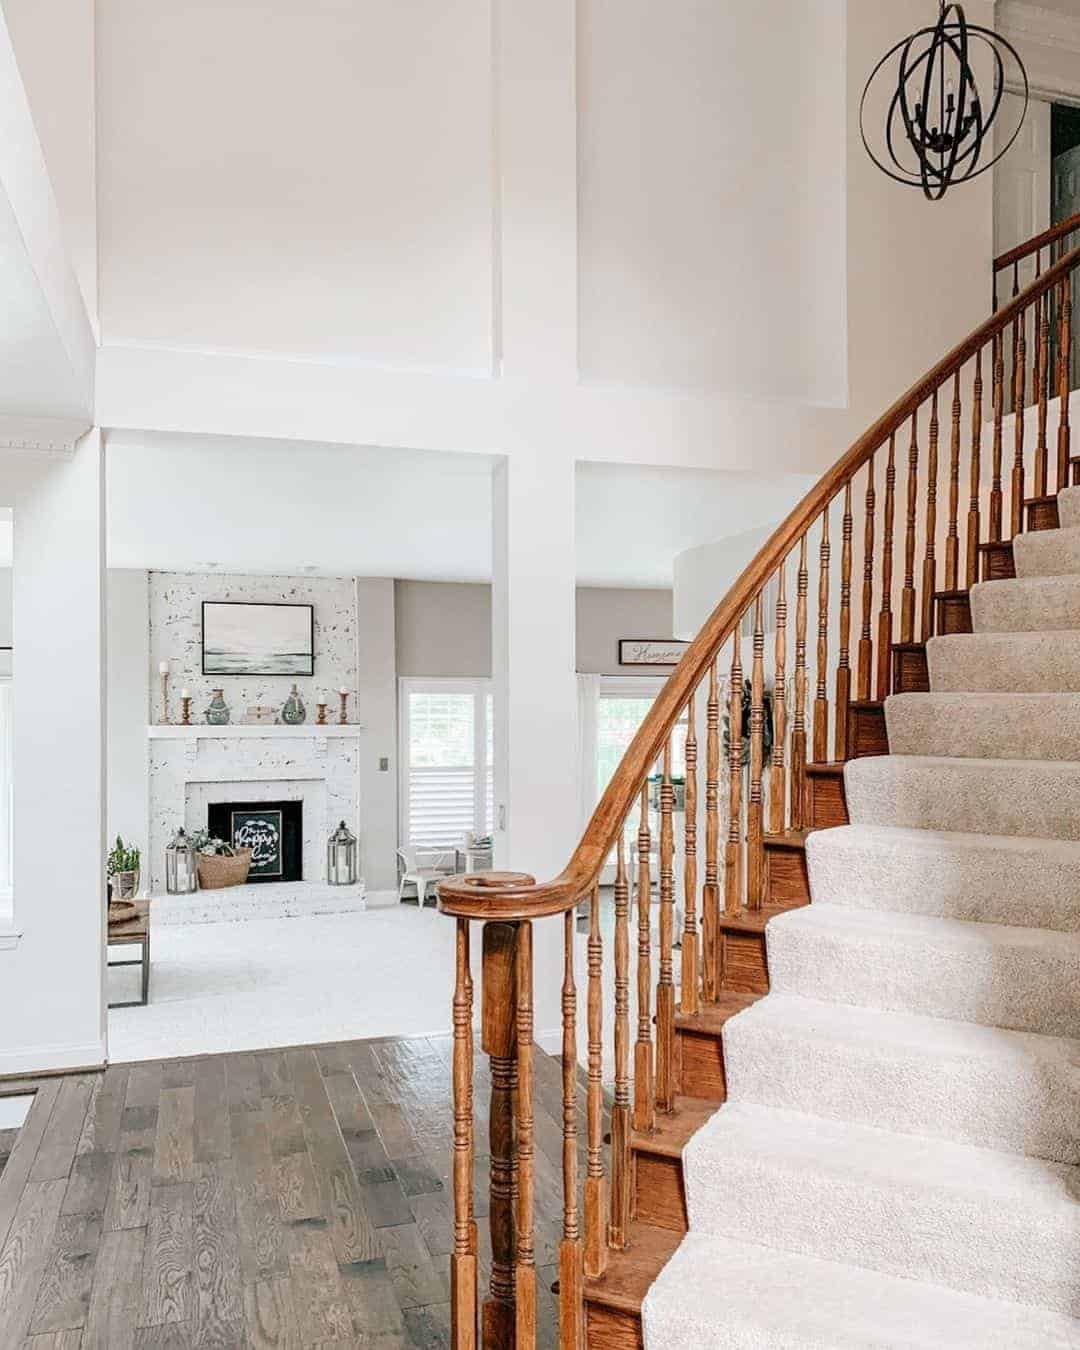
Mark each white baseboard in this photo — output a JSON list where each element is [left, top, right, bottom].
[[0, 1036, 107, 1080], [364, 889, 399, 909]]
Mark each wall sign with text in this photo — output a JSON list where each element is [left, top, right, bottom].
[[618, 639, 690, 667]]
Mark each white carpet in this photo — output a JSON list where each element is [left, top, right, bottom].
[[644, 514, 1080, 1346]]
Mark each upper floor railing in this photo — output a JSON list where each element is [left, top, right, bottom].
[[439, 230, 1080, 1348]]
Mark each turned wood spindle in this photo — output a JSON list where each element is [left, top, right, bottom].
[[451, 920, 477, 1350], [858, 458, 875, 703], [901, 411, 919, 644], [702, 662, 721, 1001], [790, 536, 809, 828], [966, 347, 983, 589], [633, 781, 654, 1133], [876, 434, 896, 700], [481, 923, 518, 1344], [1011, 308, 1026, 538], [747, 595, 766, 910], [945, 371, 962, 593], [608, 839, 631, 1250], [560, 910, 584, 1347], [656, 741, 676, 1111], [813, 508, 830, 763], [583, 890, 605, 1283], [1035, 291, 1051, 497], [725, 629, 744, 917], [835, 483, 853, 761], [769, 562, 788, 837], [990, 331, 1005, 544], [681, 692, 699, 1015], [515, 921, 536, 1349], [1058, 275, 1073, 489], [921, 388, 939, 643]]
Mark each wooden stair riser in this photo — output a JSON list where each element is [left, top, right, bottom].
[[805, 764, 849, 830], [631, 1150, 688, 1234], [978, 540, 1015, 582], [933, 590, 972, 635], [1025, 494, 1060, 531], [585, 1302, 641, 1350], [675, 1027, 727, 1102], [764, 835, 809, 908], [891, 642, 929, 694], [847, 700, 888, 758]]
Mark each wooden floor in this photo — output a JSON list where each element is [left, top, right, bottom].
[[0, 1035, 567, 1348]]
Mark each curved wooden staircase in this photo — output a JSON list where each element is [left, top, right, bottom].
[[440, 215, 1080, 1348]]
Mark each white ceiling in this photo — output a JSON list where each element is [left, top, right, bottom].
[[104, 430, 815, 589]]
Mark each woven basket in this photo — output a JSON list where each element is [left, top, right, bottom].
[[196, 847, 252, 890]]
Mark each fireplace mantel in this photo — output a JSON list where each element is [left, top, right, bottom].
[[148, 724, 363, 740]]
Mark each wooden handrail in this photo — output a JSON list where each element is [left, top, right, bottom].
[[994, 211, 1080, 274], [438, 241, 1080, 923]]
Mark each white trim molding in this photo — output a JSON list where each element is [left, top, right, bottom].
[[0, 1036, 105, 1078], [0, 416, 91, 458], [998, 2, 1080, 104]]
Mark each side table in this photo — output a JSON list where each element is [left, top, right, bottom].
[[107, 899, 150, 1008]]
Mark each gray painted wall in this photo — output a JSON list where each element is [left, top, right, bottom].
[[576, 586, 675, 675]]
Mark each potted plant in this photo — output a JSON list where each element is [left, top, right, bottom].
[[107, 836, 141, 900], [189, 830, 252, 890]]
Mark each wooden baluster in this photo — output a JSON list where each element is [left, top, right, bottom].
[[633, 781, 654, 1133], [858, 457, 875, 702], [681, 692, 699, 1015], [702, 662, 720, 1001], [769, 562, 788, 836], [945, 372, 962, 592], [747, 595, 765, 909], [451, 920, 477, 1349], [966, 347, 984, 588], [876, 434, 896, 700], [790, 536, 809, 827], [813, 509, 830, 762], [725, 628, 744, 916], [583, 889, 605, 1283], [560, 909, 584, 1343], [607, 839, 631, 1250], [921, 388, 939, 642], [1011, 305, 1027, 538], [990, 332, 1005, 543], [515, 922, 536, 1349], [835, 484, 853, 761], [1035, 291, 1050, 497], [656, 742, 676, 1112], [901, 412, 919, 643], [482, 923, 517, 1345], [1058, 275, 1073, 490]]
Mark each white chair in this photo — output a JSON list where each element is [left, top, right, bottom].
[[397, 846, 454, 908]]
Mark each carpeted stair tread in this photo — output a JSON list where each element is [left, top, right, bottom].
[[723, 992, 1080, 1162], [1057, 484, 1080, 528], [682, 1102, 1080, 1314], [765, 903, 1080, 1036], [926, 629, 1080, 691], [885, 690, 1080, 759], [844, 753, 1080, 839], [1013, 523, 1080, 578], [970, 573, 1080, 633], [642, 1231, 1080, 1349], [805, 824, 1080, 931]]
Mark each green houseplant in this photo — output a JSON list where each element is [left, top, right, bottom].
[[107, 836, 141, 900]]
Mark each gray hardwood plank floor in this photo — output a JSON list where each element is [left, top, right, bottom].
[[0, 1036, 564, 1347]]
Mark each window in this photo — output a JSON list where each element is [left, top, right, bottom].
[[399, 679, 494, 851]]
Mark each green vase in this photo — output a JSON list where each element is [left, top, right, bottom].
[[281, 685, 306, 725], [206, 689, 230, 725]]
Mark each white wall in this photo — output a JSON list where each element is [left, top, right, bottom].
[[106, 568, 148, 867], [0, 564, 10, 646]]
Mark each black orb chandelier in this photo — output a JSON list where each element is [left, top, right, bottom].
[[860, 2, 1028, 201]]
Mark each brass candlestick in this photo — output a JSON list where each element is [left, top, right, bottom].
[[316, 702, 328, 726], [338, 691, 348, 725], [181, 695, 192, 726]]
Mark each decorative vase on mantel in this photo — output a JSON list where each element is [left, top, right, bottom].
[[206, 689, 230, 726], [281, 684, 307, 725]]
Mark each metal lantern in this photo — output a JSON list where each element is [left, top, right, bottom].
[[327, 820, 358, 886], [860, 2, 1028, 201], [165, 826, 198, 894]]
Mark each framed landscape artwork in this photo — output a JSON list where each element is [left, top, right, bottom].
[[202, 602, 315, 677]]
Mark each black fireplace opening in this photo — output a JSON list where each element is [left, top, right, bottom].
[[207, 800, 303, 883]]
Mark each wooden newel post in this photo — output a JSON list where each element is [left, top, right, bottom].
[[482, 921, 519, 1347], [451, 919, 478, 1349]]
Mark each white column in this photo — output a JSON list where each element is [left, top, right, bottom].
[[1, 431, 106, 1074], [492, 451, 577, 1044]]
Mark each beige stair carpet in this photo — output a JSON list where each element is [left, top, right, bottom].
[[644, 513, 1080, 1346]]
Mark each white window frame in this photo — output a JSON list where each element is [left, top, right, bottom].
[[0, 663, 13, 923], [398, 676, 494, 855]]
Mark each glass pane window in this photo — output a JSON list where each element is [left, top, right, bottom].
[[400, 680, 493, 851]]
